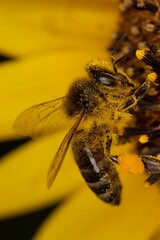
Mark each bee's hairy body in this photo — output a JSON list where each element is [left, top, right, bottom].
[[64, 63, 134, 136], [14, 50, 160, 206], [63, 60, 135, 204]]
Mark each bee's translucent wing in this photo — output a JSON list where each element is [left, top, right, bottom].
[[47, 113, 84, 188], [14, 97, 66, 138]]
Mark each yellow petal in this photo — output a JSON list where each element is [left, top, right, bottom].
[[0, 133, 83, 218], [33, 174, 160, 240], [0, 1, 118, 56]]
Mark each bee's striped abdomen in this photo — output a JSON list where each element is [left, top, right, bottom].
[[72, 132, 122, 205]]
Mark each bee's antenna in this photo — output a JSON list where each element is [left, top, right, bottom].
[[111, 33, 127, 72], [111, 33, 127, 56]]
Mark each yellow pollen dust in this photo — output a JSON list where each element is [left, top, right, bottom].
[[135, 49, 146, 60], [147, 72, 157, 83], [139, 134, 149, 144], [118, 154, 145, 175]]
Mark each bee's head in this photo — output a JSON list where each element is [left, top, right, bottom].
[[86, 59, 135, 88]]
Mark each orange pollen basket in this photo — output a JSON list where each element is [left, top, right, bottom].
[[118, 154, 145, 175]]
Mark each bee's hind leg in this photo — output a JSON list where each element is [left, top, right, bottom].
[[111, 154, 160, 186], [145, 174, 160, 186], [140, 155, 160, 186]]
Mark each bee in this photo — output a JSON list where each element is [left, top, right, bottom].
[[14, 47, 160, 206]]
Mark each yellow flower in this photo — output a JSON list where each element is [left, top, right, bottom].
[[1, 0, 160, 239]]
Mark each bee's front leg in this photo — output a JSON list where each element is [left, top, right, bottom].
[[145, 174, 160, 186], [119, 74, 154, 111], [140, 155, 160, 186]]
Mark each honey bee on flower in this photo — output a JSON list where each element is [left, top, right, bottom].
[[14, 44, 160, 206]]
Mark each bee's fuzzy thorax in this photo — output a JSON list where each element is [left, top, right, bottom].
[[64, 78, 97, 117]]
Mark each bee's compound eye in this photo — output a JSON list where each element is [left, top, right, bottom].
[[99, 76, 113, 86]]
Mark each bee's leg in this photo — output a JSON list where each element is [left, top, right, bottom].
[[145, 174, 160, 185], [140, 155, 160, 175], [140, 155, 160, 186], [111, 154, 160, 185], [119, 73, 154, 111]]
